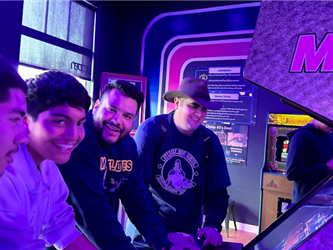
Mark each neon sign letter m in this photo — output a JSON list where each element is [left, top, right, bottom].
[[290, 33, 333, 73]]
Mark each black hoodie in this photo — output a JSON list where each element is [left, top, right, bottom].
[[57, 110, 170, 250], [286, 123, 333, 202]]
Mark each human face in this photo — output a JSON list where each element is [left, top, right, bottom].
[[27, 104, 86, 166], [173, 97, 207, 136], [92, 89, 137, 146], [0, 88, 29, 176]]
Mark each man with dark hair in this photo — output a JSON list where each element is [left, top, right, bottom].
[[126, 77, 231, 249], [0, 54, 29, 176], [0, 70, 97, 249], [26, 70, 91, 121], [58, 80, 199, 250], [286, 119, 333, 202]]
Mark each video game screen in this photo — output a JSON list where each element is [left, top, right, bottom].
[[265, 114, 313, 173], [265, 126, 295, 173]]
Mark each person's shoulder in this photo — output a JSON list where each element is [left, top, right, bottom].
[[288, 126, 318, 146], [294, 124, 318, 137], [10, 144, 37, 182], [140, 114, 164, 129], [76, 121, 99, 151], [199, 125, 223, 152], [40, 159, 67, 187], [200, 124, 215, 139], [0, 165, 29, 211], [136, 115, 167, 138], [41, 159, 61, 176], [83, 121, 96, 140], [82, 111, 97, 138]]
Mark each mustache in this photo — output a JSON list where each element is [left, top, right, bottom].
[[7, 148, 19, 156], [104, 121, 121, 130]]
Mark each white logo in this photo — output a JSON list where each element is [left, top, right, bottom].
[[156, 148, 199, 195]]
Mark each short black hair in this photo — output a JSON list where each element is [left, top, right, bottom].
[[100, 80, 144, 113], [26, 70, 91, 120], [0, 54, 27, 103]]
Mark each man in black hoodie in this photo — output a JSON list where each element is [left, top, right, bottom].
[[286, 119, 333, 203], [57, 80, 199, 250]]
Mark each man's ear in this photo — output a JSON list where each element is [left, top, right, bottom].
[[24, 116, 31, 135], [174, 97, 180, 109], [92, 99, 100, 115], [26, 115, 37, 134]]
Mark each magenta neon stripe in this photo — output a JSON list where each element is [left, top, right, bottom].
[[157, 30, 255, 112], [140, 2, 261, 75], [163, 39, 252, 113]]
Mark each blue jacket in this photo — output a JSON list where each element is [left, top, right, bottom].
[[132, 112, 231, 236], [286, 123, 333, 202], [57, 110, 169, 250]]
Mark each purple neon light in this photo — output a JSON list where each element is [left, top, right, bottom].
[[140, 2, 261, 76]]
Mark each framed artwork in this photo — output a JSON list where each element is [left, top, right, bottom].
[[100, 72, 147, 134]]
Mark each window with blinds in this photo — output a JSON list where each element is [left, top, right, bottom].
[[20, 0, 96, 81]]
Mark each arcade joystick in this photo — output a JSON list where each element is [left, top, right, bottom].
[[196, 233, 216, 249]]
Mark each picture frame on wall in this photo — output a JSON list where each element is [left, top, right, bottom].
[[100, 72, 147, 135]]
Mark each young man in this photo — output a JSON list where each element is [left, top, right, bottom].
[[286, 119, 333, 202], [57, 80, 199, 250], [0, 70, 97, 249], [126, 77, 231, 248], [0, 55, 29, 176]]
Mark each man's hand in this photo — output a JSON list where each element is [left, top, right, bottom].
[[167, 232, 199, 250], [197, 227, 223, 247]]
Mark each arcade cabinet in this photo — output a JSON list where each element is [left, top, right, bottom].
[[260, 113, 312, 232], [244, 171, 333, 249], [243, 0, 333, 248]]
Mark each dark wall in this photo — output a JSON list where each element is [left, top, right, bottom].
[[0, 1, 23, 66], [114, 1, 250, 75], [91, 1, 249, 99]]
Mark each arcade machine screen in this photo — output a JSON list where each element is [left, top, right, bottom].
[[265, 113, 313, 174], [259, 113, 313, 232], [244, 172, 333, 250]]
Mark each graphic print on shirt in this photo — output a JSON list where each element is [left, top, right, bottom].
[[156, 148, 199, 195], [100, 156, 131, 192]]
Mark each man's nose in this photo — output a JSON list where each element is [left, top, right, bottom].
[[14, 122, 29, 145], [63, 124, 79, 140], [195, 107, 207, 117], [111, 112, 121, 124]]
